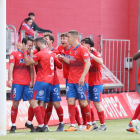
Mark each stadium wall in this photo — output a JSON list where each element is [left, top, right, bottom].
[[6, 0, 139, 91]]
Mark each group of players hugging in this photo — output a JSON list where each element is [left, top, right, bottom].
[[8, 30, 109, 133]]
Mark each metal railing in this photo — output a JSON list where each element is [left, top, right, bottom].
[[99, 35, 130, 93]]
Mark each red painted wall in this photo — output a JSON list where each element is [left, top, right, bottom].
[[6, 0, 139, 91]]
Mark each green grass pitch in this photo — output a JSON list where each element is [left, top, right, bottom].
[[1, 118, 140, 140]]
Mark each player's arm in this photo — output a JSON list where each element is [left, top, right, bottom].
[[24, 52, 37, 66], [22, 44, 38, 66], [8, 63, 14, 88], [90, 53, 103, 65], [78, 58, 91, 86], [29, 65, 34, 88], [133, 50, 140, 60], [54, 56, 62, 69], [57, 54, 70, 64]]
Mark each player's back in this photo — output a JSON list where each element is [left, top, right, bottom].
[[33, 49, 55, 84], [9, 50, 31, 85]]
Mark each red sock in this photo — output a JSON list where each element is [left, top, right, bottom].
[[130, 104, 140, 124], [28, 106, 34, 121], [91, 108, 95, 122], [97, 111, 105, 124], [44, 106, 53, 125], [81, 106, 87, 125], [82, 105, 91, 123], [75, 107, 82, 125], [33, 106, 43, 125], [40, 106, 45, 120], [68, 105, 75, 124], [55, 106, 63, 122], [11, 106, 18, 124]]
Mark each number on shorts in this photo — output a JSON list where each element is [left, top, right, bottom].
[[13, 88, 16, 94], [50, 56, 54, 70]]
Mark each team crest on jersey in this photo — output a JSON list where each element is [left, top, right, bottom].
[[19, 59, 24, 63], [10, 55, 14, 59]]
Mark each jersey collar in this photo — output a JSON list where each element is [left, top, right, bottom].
[[64, 45, 72, 51], [73, 44, 80, 50], [17, 49, 23, 53], [91, 50, 93, 53], [51, 47, 54, 51]]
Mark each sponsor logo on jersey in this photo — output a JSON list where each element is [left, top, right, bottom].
[[39, 90, 44, 96], [19, 59, 25, 63], [10, 55, 14, 59]]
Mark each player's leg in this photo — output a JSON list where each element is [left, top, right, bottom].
[[77, 83, 93, 131], [53, 101, 64, 131], [132, 112, 140, 134], [49, 84, 64, 131], [38, 101, 45, 120], [91, 85, 106, 131], [10, 84, 23, 133], [87, 99, 98, 130], [80, 104, 87, 128], [126, 104, 140, 132], [22, 85, 36, 132], [75, 100, 82, 130], [44, 102, 53, 130], [30, 81, 50, 132], [65, 83, 77, 131]]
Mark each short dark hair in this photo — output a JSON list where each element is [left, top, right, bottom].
[[43, 33, 54, 43], [81, 38, 86, 43], [34, 37, 46, 45], [22, 36, 34, 45], [68, 30, 79, 36], [28, 12, 35, 16], [84, 37, 94, 47], [61, 32, 68, 37], [26, 17, 33, 22]]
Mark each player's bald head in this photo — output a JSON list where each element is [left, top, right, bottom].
[[68, 30, 79, 39]]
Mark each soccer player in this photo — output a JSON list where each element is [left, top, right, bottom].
[[58, 30, 92, 131], [8, 36, 34, 133], [22, 37, 56, 132], [126, 50, 140, 133], [57, 32, 83, 130], [43, 33, 64, 131], [82, 37, 107, 131]]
